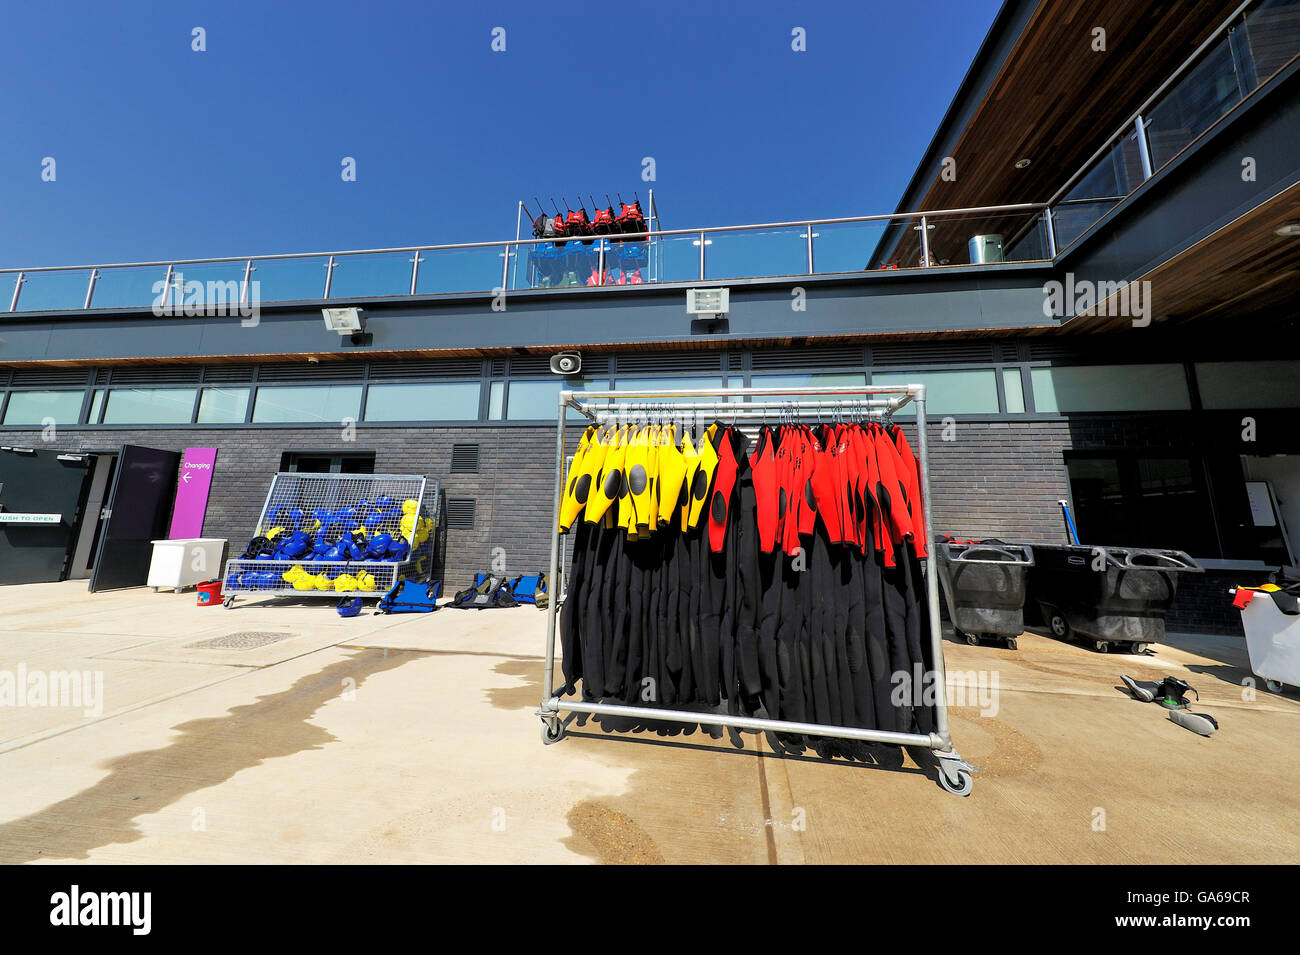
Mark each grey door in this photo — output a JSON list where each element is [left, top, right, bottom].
[[88, 445, 180, 592], [0, 447, 92, 584]]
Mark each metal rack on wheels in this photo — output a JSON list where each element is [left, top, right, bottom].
[[537, 384, 978, 796], [222, 472, 439, 608]]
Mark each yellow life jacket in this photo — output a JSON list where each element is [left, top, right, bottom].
[[585, 426, 627, 525], [559, 426, 606, 532], [686, 427, 720, 528], [656, 425, 687, 530]]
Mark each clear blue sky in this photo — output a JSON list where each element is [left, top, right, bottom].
[[1, 0, 1001, 268]]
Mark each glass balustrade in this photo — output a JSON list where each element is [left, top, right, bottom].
[[705, 226, 808, 280], [329, 251, 416, 299], [415, 245, 506, 295], [87, 265, 169, 310], [8, 269, 95, 311], [247, 256, 330, 302], [814, 221, 891, 274]]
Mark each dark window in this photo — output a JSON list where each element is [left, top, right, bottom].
[[1065, 452, 1217, 556], [280, 452, 375, 474]]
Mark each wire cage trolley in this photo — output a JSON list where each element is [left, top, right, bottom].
[[537, 384, 978, 796], [221, 472, 438, 608]]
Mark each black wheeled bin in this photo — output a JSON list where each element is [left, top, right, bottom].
[[1026, 544, 1202, 653], [935, 538, 1035, 650]]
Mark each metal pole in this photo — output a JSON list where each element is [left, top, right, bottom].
[[1045, 208, 1058, 259], [240, 259, 254, 307], [913, 385, 951, 749], [698, 231, 706, 280], [160, 264, 175, 312], [9, 272, 24, 311], [541, 392, 568, 708], [84, 269, 99, 309], [805, 224, 815, 274], [1134, 115, 1154, 181], [500, 242, 510, 293], [409, 251, 423, 296], [323, 255, 336, 298], [919, 215, 931, 267]]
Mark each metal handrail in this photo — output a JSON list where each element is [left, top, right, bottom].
[[0, 202, 1047, 276]]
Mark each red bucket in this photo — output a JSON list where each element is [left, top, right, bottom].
[[196, 580, 223, 606]]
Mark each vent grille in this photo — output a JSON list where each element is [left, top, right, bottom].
[[256, 363, 365, 383], [94, 369, 111, 385], [509, 357, 551, 375], [489, 358, 507, 376], [450, 444, 480, 473], [109, 366, 203, 386], [9, 368, 89, 387], [445, 498, 476, 529], [1026, 341, 1079, 361], [616, 352, 722, 374], [368, 358, 481, 379], [870, 342, 996, 366], [749, 347, 866, 370], [0, 370, 10, 388], [202, 364, 256, 383]]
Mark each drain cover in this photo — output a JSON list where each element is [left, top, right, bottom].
[[186, 631, 296, 650]]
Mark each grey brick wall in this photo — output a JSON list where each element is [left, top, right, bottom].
[[3, 414, 1255, 632]]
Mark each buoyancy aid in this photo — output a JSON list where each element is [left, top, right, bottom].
[[560, 426, 601, 532], [585, 426, 627, 525], [686, 426, 720, 529]]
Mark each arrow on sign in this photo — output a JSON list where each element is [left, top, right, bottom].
[[183, 472, 192, 483]]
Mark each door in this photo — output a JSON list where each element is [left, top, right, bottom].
[[0, 447, 93, 584], [88, 445, 180, 592]]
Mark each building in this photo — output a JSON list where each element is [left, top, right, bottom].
[[2, 0, 1297, 633]]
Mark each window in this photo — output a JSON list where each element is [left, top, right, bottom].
[[280, 452, 375, 474], [88, 389, 106, 424], [1030, 364, 1190, 412], [101, 388, 197, 424], [614, 376, 725, 405], [499, 378, 608, 420], [488, 381, 505, 419], [197, 387, 250, 424], [1003, 368, 1026, 413], [252, 385, 362, 423], [1065, 452, 1217, 555], [868, 369, 1000, 415], [1194, 360, 1300, 409], [748, 372, 867, 390], [364, 381, 479, 421], [1, 390, 85, 426]]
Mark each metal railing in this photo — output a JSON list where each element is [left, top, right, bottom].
[[2, 202, 1051, 314], [1044, 0, 1300, 251]]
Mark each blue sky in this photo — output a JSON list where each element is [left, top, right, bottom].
[[1, 0, 1001, 268]]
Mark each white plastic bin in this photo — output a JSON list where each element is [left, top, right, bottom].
[[1238, 591, 1300, 693], [147, 538, 227, 591]]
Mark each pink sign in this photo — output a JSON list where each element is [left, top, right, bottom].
[[168, 448, 218, 539]]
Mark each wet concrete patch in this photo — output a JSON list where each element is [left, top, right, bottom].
[[0, 647, 423, 864], [565, 801, 665, 864]]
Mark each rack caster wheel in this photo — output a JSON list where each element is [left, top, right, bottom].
[[937, 755, 977, 797], [1132, 643, 1150, 655], [223, 595, 235, 609], [541, 718, 565, 745], [1004, 637, 1018, 650], [1265, 679, 1285, 694], [1048, 612, 1070, 641], [964, 632, 979, 646], [1095, 641, 1110, 653]]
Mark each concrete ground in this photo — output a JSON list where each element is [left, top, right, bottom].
[[0, 580, 1296, 864]]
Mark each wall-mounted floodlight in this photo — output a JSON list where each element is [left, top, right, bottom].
[[686, 287, 729, 317], [322, 306, 365, 334]]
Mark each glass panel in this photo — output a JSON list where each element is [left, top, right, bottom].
[[1030, 364, 1190, 412], [10, 270, 94, 311], [867, 217, 928, 270], [88, 265, 168, 310], [1003, 368, 1026, 413], [88, 388, 106, 424], [416, 246, 507, 295], [1145, 38, 1242, 170], [329, 252, 414, 299], [653, 234, 703, 284], [705, 227, 807, 280], [613, 376, 725, 405], [251, 385, 362, 423], [197, 387, 250, 423], [1052, 130, 1145, 248], [102, 388, 196, 424], [816, 221, 891, 274], [925, 210, 1054, 266], [165, 262, 250, 316], [249, 257, 329, 303], [488, 381, 505, 420], [506, 379, 608, 419], [748, 372, 867, 392], [364, 381, 480, 421], [2, 390, 85, 426], [1195, 360, 1300, 408], [1244, 0, 1300, 85], [604, 241, 650, 286], [868, 369, 1000, 416]]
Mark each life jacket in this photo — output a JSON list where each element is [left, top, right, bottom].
[[564, 209, 592, 243], [508, 572, 548, 605], [590, 205, 617, 235], [587, 269, 603, 286], [616, 201, 646, 236], [560, 426, 605, 532], [376, 578, 441, 613], [449, 575, 518, 610], [585, 426, 627, 524], [625, 269, 644, 284], [686, 428, 719, 529]]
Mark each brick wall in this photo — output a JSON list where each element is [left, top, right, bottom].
[[5, 414, 1260, 633]]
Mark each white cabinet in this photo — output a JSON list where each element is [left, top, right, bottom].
[[147, 538, 226, 590]]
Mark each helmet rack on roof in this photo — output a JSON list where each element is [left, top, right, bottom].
[[516, 190, 659, 289], [221, 472, 439, 609]]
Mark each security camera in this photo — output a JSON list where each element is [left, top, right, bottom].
[[550, 352, 582, 375]]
